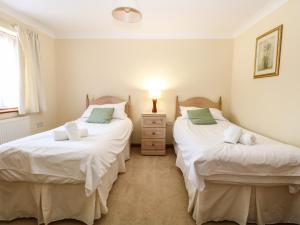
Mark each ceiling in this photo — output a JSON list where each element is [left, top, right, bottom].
[[0, 0, 288, 39]]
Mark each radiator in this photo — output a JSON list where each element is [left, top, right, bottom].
[[0, 116, 31, 144]]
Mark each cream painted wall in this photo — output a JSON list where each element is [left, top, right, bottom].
[[56, 39, 233, 143], [230, 0, 300, 147], [0, 13, 57, 134]]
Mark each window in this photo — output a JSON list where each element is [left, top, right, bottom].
[[0, 28, 19, 113]]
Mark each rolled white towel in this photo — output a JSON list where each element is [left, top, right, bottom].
[[80, 128, 89, 138], [239, 133, 256, 145], [53, 130, 68, 141], [224, 125, 243, 144], [53, 128, 88, 141], [65, 122, 81, 141]]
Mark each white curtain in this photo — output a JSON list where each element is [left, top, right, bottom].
[[16, 25, 45, 114]]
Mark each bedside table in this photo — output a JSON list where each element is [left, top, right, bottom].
[[141, 113, 166, 155]]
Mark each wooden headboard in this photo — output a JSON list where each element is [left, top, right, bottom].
[[86, 95, 131, 118], [175, 96, 222, 119]]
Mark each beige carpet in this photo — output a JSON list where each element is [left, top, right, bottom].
[[0, 147, 237, 225]]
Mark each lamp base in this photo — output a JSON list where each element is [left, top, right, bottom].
[[152, 99, 157, 113]]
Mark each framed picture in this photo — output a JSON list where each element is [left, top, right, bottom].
[[254, 25, 283, 78]]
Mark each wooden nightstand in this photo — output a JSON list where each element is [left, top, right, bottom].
[[141, 113, 166, 155]]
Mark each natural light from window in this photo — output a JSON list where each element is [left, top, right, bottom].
[[0, 29, 19, 110]]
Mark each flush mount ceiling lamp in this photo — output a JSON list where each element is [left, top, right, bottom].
[[112, 0, 142, 23]]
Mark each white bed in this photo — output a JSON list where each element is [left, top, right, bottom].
[[0, 96, 133, 225], [173, 96, 300, 225]]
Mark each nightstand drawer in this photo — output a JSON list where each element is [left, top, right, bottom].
[[142, 128, 166, 139], [142, 139, 166, 149], [142, 116, 166, 128]]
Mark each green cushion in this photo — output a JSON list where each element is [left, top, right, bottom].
[[187, 108, 217, 125], [86, 108, 114, 123]]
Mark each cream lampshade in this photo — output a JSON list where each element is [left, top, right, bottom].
[[149, 89, 161, 113], [112, 0, 142, 23]]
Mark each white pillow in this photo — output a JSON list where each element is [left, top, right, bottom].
[[180, 106, 198, 119], [180, 106, 226, 121], [82, 102, 127, 119]]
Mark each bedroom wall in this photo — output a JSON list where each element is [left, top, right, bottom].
[[55, 39, 233, 144], [230, 0, 300, 147], [0, 13, 57, 134]]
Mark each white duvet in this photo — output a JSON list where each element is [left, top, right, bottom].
[[0, 118, 133, 196], [173, 117, 300, 191]]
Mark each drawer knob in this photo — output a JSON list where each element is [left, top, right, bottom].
[[152, 121, 156, 124], [152, 132, 156, 135], [152, 143, 155, 146]]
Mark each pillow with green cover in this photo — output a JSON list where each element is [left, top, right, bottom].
[[187, 108, 217, 125], [86, 108, 114, 123]]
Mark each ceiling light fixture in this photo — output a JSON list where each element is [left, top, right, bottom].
[[112, 0, 142, 23]]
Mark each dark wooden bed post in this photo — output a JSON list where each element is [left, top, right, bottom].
[[175, 96, 180, 119], [127, 95, 131, 119], [86, 94, 90, 108], [219, 96, 222, 110]]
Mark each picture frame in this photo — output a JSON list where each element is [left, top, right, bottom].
[[254, 25, 283, 78]]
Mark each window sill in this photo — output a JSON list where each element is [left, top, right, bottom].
[[0, 108, 18, 114]]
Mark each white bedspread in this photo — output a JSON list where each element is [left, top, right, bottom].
[[0, 118, 133, 196], [173, 117, 300, 191]]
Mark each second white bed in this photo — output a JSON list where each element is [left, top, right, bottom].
[[173, 96, 300, 225]]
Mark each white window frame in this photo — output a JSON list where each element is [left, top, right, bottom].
[[0, 26, 19, 114]]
